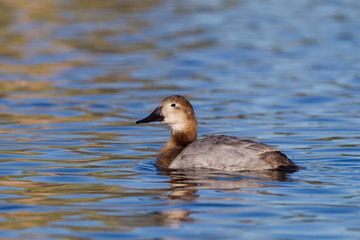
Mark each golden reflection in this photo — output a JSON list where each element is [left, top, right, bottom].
[[0, 111, 103, 124], [0, 0, 163, 80], [0, 62, 77, 76], [0, 174, 176, 232], [0, 177, 126, 206], [0, 80, 53, 92], [0, 211, 73, 230], [61, 0, 161, 13]]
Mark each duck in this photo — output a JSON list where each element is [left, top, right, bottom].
[[136, 95, 301, 172]]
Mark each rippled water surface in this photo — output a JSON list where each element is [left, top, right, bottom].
[[0, 0, 360, 239]]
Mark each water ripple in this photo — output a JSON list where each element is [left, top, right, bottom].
[[0, 0, 359, 239]]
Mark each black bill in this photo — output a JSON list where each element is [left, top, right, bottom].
[[136, 106, 164, 124]]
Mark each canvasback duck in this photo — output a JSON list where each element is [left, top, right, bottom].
[[136, 95, 301, 172]]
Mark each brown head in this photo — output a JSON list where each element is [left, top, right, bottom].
[[136, 95, 198, 145]]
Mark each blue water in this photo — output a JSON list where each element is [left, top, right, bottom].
[[0, 0, 359, 239]]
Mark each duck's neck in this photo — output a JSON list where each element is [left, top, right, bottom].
[[156, 124, 197, 168]]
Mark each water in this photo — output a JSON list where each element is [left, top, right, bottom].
[[0, 0, 359, 239]]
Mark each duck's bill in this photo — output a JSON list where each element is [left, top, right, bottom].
[[136, 106, 164, 124]]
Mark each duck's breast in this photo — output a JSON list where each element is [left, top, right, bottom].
[[170, 135, 295, 171]]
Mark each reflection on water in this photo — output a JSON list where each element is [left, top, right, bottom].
[[1, 0, 360, 239], [162, 169, 292, 200]]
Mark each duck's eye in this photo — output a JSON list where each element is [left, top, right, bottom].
[[171, 103, 176, 107]]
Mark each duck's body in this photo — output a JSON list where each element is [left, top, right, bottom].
[[136, 95, 301, 172], [170, 135, 299, 172]]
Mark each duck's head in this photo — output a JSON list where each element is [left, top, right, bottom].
[[136, 95, 197, 132]]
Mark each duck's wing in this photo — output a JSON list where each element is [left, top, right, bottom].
[[170, 135, 300, 172]]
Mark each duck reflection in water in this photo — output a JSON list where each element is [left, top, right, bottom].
[[158, 168, 293, 200]]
